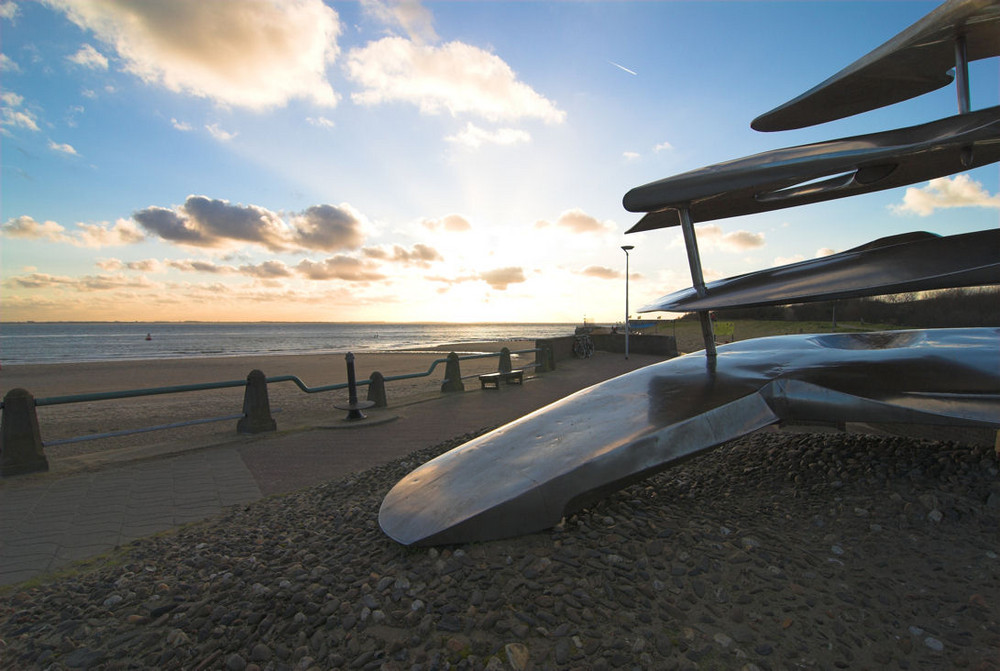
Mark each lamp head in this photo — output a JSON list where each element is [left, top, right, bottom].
[[621, 245, 635, 252]]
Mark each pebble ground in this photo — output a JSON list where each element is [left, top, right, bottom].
[[1, 430, 998, 670]]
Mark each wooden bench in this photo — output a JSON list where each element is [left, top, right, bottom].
[[479, 372, 502, 389], [479, 369, 524, 389], [502, 369, 524, 385]]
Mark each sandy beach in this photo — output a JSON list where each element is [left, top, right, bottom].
[[1, 341, 536, 459]]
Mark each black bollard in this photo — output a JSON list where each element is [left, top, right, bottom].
[[334, 352, 375, 421], [237, 369, 277, 434], [499, 347, 512, 375], [1, 388, 49, 476], [367, 371, 388, 408], [441, 352, 465, 393]]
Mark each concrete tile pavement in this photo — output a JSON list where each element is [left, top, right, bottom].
[[0, 352, 664, 587], [1, 449, 261, 585]]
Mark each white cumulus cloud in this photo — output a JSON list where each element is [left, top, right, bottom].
[[694, 224, 765, 252], [445, 122, 530, 149], [363, 0, 438, 44], [68, 43, 108, 69], [48, 139, 79, 155], [46, 0, 342, 110], [535, 209, 616, 235], [891, 174, 1000, 216], [1, 91, 39, 132], [347, 36, 565, 125], [205, 123, 237, 142]]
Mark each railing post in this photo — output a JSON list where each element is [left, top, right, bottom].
[[535, 344, 555, 373], [441, 352, 465, 393], [1, 388, 49, 476], [367, 371, 388, 408], [237, 370, 277, 434]]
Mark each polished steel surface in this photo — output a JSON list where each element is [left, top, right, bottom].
[[380, 1, 1000, 549], [752, 0, 1000, 132], [379, 329, 1000, 546], [623, 106, 1000, 231], [641, 229, 1000, 313]]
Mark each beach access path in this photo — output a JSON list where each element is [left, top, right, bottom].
[[0, 350, 663, 587]]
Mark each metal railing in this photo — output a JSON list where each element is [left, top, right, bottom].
[[2, 348, 544, 448]]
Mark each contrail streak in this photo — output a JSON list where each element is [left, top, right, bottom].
[[609, 61, 637, 76]]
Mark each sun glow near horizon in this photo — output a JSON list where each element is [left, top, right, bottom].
[[2, 1, 998, 325]]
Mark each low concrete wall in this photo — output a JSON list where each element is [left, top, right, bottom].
[[592, 333, 678, 358], [535, 336, 577, 366], [535, 334, 677, 367]]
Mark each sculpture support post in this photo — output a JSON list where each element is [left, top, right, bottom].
[[679, 207, 717, 358], [621, 245, 634, 359], [955, 33, 970, 115]]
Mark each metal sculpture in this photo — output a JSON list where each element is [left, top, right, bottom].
[[641, 229, 1000, 313], [380, 329, 999, 546], [379, 0, 1000, 546]]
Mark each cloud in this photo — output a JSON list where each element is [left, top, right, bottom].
[[68, 43, 108, 69], [205, 123, 237, 141], [2, 215, 144, 247], [96, 258, 161, 272], [132, 196, 367, 252], [579, 265, 620, 280], [48, 139, 79, 155], [8, 271, 153, 291], [1, 215, 73, 242], [171, 118, 193, 131], [364, 0, 438, 44], [891, 174, 1000, 216], [815, 248, 836, 258], [535, 208, 616, 235], [622, 151, 640, 161], [1, 92, 40, 132], [347, 37, 565, 125], [296, 256, 386, 281], [694, 224, 765, 251], [421, 214, 471, 232], [289, 204, 366, 250], [307, 116, 335, 129], [479, 266, 525, 290], [654, 141, 673, 152], [362, 243, 442, 266], [445, 122, 530, 149], [773, 254, 805, 266], [239, 260, 294, 278], [1, 53, 19, 72], [75, 218, 145, 246], [46, 0, 341, 109], [166, 259, 234, 274], [0, 1, 17, 20]]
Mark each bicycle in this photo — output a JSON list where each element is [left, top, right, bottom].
[[572, 333, 595, 358]]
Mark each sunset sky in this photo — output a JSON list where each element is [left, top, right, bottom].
[[2, 0, 998, 324]]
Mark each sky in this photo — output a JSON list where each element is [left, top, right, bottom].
[[1, 0, 998, 324]]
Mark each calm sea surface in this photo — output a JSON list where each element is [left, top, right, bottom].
[[0, 323, 576, 365]]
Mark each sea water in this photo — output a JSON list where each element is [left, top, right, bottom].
[[0, 322, 575, 365]]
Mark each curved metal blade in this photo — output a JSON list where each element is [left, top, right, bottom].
[[623, 106, 1000, 230], [752, 0, 1000, 131], [379, 328, 1000, 546], [640, 228, 1000, 313]]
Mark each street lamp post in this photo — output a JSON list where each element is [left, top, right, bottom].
[[621, 245, 634, 359]]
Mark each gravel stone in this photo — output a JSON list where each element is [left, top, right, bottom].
[[0, 433, 997, 670]]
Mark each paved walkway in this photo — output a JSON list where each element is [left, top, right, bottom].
[[0, 353, 663, 586]]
